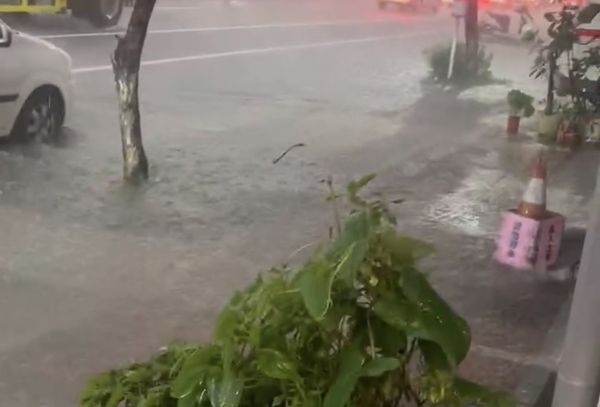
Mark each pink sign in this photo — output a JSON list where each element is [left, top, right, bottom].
[[494, 210, 565, 270]]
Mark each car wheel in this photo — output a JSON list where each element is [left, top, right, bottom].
[[11, 88, 64, 144], [88, 0, 124, 27]]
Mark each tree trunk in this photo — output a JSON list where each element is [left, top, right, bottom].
[[112, 0, 157, 183], [464, 0, 479, 74], [545, 53, 556, 116]]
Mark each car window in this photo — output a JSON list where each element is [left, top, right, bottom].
[[578, 3, 600, 23]]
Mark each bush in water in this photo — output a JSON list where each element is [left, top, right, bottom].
[[427, 42, 493, 86], [80, 175, 514, 407]]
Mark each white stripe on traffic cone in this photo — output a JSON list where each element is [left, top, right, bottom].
[[518, 157, 547, 220]]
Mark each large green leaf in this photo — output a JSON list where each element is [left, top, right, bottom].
[[400, 269, 470, 366], [172, 346, 217, 398], [373, 274, 470, 368], [105, 383, 124, 407], [336, 240, 368, 285], [177, 392, 196, 407], [207, 374, 243, 407], [177, 388, 205, 407], [371, 318, 407, 356], [213, 307, 239, 343], [296, 260, 335, 320], [323, 342, 364, 407], [380, 227, 433, 265], [361, 357, 401, 377], [419, 340, 450, 371], [328, 212, 371, 258], [256, 349, 301, 383]]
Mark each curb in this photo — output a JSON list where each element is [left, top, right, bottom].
[[515, 294, 571, 406]]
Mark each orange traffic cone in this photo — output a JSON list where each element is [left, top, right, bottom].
[[518, 156, 547, 220]]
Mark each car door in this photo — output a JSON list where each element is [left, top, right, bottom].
[[0, 21, 24, 136]]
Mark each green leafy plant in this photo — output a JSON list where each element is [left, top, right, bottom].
[[427, 42, 493, 86], [507, 89, 535, 118], [530, 6, 578, 115], [81, 176, 514, 407]]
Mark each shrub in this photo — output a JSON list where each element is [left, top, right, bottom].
[[507, 89, 535, 118], [427, 42, 493, 86], [81, 175, 514, 407]]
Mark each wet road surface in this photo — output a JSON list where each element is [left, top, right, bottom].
[[0, 0, 592, 405]]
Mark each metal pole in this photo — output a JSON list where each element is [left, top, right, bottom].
[[448, 18, 459, 80], [552, 166, 600, 407]]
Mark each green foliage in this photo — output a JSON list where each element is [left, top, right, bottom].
[[427, 42, 493, 86], [507, 89, 535, 118], [81, 176, 514, 407], [530, 7, 578, 115]]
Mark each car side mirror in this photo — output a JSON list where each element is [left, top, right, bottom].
[[0, 23, 13, 48]]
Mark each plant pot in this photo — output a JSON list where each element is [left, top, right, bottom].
[[507, 115, 521, 135], [586, 117, 600, 143], [537, 112, 562, 141]]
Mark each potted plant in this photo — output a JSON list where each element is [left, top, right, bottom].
[[557, 103, 585, 148], [506, 89, 535, 135]]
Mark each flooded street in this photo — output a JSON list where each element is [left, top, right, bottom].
[[0, 0, 594, 405]]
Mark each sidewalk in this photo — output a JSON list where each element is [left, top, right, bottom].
[[360, 36, 598, 391], [346, 85, 593, 393]]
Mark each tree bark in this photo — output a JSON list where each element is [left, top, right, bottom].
[[464, 0, 479, 74], [112, 0, 157, 183], [545, 52, 556, 116]]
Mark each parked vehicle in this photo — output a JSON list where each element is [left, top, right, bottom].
[[479, 4, 539, 41], [378, 0, 441, 13], [0, 19, 73, 143], [0, 0, 125, 27]]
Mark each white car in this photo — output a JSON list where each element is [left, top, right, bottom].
[[0, 19, 74, 143]]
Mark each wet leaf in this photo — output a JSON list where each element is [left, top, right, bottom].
[[371, 318, 407, 355], [207, 374, 243, 407], [336, 239, 368, 285], [80, 372, 114, 402], [329, 212, 371, 257], [172, 347, 216, 398], [138, 393, 160, 407], [296, 260, 335, 320], [361, 357, 401, 377], [419, 340, 450, 371], [214, 307, 239, 343], [400, 268, 470, 366], [177, 387, 204, 407], [105, 383, 124, 407], [256, 349, 301, 383], [373, 278, 470, 368], [380, 226, 434, 265], [323, 342, 363, 407]]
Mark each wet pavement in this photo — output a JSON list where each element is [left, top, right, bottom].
[[0, 1, 595, 405]]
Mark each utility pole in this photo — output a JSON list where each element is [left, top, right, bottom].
[[552, 166, 600, 406], [464, 0, 479, 73]]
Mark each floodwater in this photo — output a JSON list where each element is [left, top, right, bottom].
[[0, 0, 595, 405]]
